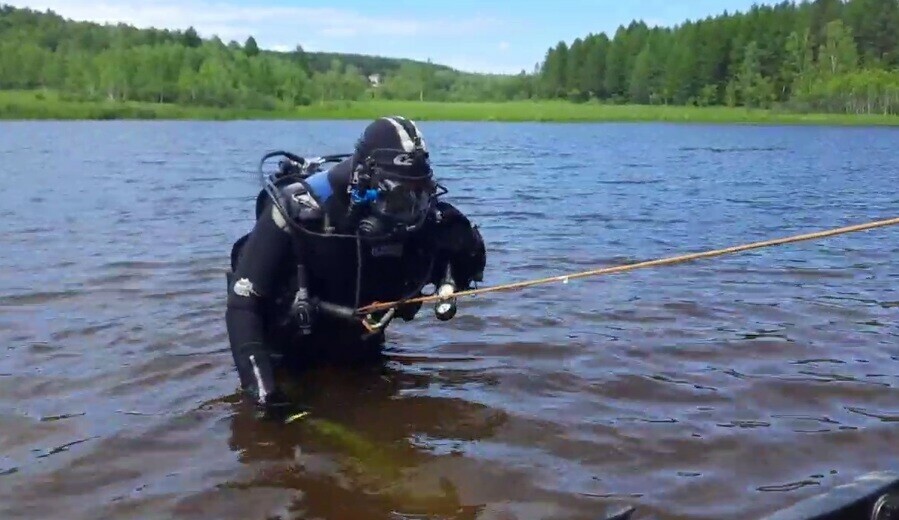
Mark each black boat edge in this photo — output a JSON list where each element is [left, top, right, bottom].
[[758, 470, 899, 520], [591, 471, 899, 520]]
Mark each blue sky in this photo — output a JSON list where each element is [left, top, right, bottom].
[[16, 0, 770, 73]]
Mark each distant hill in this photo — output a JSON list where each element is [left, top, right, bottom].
[[301, 51, 457, 77], [0, 3, 529, 109], [0, 3, 460, 79]]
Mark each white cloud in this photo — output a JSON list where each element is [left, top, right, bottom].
[[12, 0, 522, 72], [14, 1, 501, 42]]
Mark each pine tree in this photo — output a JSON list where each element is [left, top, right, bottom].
[[629, 43, 652, 104], [603, 26, 628, 100], [244, 36, 259, 57]]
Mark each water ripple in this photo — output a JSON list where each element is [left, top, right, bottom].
[[0, 120, 897, 520]]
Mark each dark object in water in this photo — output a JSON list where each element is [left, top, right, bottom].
[[386, 504, 636, 520], [759, 471, 899, 520]]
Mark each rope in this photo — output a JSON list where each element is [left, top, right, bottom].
[[356, 216, 899, 314]]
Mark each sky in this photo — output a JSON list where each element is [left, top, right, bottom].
[[12, 0, 771, 74]]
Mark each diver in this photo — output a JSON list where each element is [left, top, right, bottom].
[[225, 116, 487, 419]]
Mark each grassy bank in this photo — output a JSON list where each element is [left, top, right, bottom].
[[0, 90, 282, 120], [2, 89, 898, 126]]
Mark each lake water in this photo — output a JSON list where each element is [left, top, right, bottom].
[[0, 120, 897, 520]]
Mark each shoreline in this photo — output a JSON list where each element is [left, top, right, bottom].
[[2, 91, 898, 126]]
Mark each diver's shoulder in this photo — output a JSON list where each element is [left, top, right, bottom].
[[265, 178, 327, 231], [431, 199, 471, 224]]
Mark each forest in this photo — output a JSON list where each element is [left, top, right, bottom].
[[539, 0, 899, 115], [1, 0, 898, 115]]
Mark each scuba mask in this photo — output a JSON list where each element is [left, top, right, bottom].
[[347, 145, 441, 241], [371, 178, 434, 225]]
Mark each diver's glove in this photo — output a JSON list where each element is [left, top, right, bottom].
[[396, 300, 423, 322]]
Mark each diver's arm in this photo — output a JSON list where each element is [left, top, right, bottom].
[[225, 200, 294, 409], [432, 201, 486, 290]]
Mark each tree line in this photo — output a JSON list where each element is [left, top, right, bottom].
[[1, 1, 898, 115], [0, 4, 530, 108], [537, 0, 899, 115]]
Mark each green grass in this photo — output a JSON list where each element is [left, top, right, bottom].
[[291, 99, 899, 125], [0, 90, 282, 120], [2, 89, 898, 126]]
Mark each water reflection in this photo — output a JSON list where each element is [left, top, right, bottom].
[[225, 359, 502, 520]]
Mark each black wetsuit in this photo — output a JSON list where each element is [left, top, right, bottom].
[[225, 158, 486, 406]]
